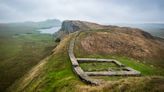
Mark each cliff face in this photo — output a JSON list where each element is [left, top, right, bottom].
[[54, 20, 107, 38], [60, 20, 106, 32], [60, 20, 80, 33]]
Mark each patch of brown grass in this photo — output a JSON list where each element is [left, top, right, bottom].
[[80, 30, 164, 67]]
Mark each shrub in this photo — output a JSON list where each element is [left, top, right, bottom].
[[55, 38, 61, 42]]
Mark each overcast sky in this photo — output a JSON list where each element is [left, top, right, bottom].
[[0, 0, 164, 23]]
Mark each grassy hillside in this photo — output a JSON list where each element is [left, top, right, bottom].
[[8, 32, 164, 92], [7, 33, 84, 92], [74, 31, 164, 76], [8, 20, 164, 92], [0, 24, 56, 91], [75, 30, 164, 67]]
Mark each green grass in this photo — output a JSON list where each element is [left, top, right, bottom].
[[7, 33, 84, 92], [79, 62, 119, 71], [0, 25, 56, 91], [41, 54, 81, 92], [77, 54, 164, 76], [78, 54, 164, 81], [114, 56, 164, 76]]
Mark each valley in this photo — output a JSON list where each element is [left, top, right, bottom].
[[0, 19, 61, 91]]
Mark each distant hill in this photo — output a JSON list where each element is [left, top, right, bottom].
[[34, 19, 61, 29], [0, 19, 61, 38], [114, 23, 164, 38], [0, 19, 61, 29]]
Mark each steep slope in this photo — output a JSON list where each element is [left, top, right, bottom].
[[77, 30, 164, 67], [8, 20, 164, 92]]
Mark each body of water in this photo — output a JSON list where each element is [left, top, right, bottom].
[[37, 26, 61, 34]]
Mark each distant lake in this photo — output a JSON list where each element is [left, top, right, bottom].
[[37, 26, 61, 34]]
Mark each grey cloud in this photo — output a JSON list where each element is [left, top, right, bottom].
[[0, 0, 163, 23]]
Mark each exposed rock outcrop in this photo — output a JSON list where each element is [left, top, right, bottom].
[[54, 20, 106, 38]]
